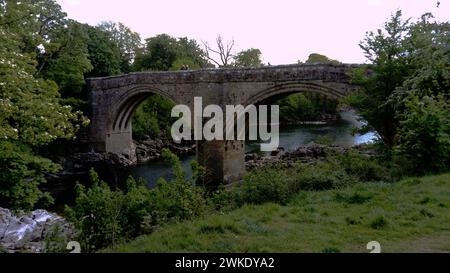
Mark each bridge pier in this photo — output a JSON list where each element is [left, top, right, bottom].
[[197, 140, 246, 187], [105, 129, 137, 163]]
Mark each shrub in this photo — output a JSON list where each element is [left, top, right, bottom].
[[0, 142, 57, 210], [149, 177, 207, 223], [208, 186, 239, 212], [65, 169, 124, 252], [396, 95, 450, 175], [120, 177, 154, 237], [237, 169, 289, 205], [132, 96, 175, 139], [291, 162, 357, 192], [334, 150, 391, 182], [66, 150, 208, 252]]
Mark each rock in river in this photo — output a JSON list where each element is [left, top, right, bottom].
[[0, 208, 75, 253]]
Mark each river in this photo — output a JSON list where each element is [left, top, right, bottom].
[[128, 110, 377, 187]]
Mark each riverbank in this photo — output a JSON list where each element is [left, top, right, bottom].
[[107, 172, 450, 253], [42, 110, 374, 210], [132, 113, 340, 164], [245, 143, 377, 170], [134, 136, 195, 163], [0, 208, 75, 253]]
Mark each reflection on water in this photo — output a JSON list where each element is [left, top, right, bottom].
[[129, 110, 378, 186]]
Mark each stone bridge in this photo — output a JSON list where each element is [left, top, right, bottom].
[[87, 63, 359, 185]]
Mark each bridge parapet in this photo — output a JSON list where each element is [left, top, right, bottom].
[[87, 63, 361, 91]]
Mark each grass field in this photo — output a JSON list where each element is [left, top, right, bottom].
[[107, 173, 450, 253]]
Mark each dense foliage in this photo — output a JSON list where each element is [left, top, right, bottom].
[[65, 149, 207, 252], [277, 92, 339, 122], [67, 147, 391, 251], [347, 11, 449, 174], [132, 95, 175, 139], [234, 48, 264, 68], [0, 1, 88, 209], [303, 53, 341, 65]]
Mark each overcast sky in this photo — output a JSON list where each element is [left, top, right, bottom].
[[56, 0, 448, 64]]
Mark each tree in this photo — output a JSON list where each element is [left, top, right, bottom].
[[203, 35, 236, 67], [391, 14, 450, 174], [134, 34, 211, 71], [0, 0, 67, 56], [234, 48, 264, 68], [304, 53, 341, 65], [98, 21, 143, 73], [132, 95, 175, 139], [0, 16, 88, 209], [396, 95, 450, 174], [348, 10, 449, 175], [134, 34, 178, 71], [175, 37, 211, 69], [83, 25, 122, 77], [347, 10, 412, 147], [40, 20, 93, 99], [0, 1, 93, 103]]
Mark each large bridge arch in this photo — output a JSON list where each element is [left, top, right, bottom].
[[242, 81, 347, 106], [103, 85, 181, 161], [110, 85, 180, 132]]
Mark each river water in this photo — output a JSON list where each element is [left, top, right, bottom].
[[128, 110, 377, 187]]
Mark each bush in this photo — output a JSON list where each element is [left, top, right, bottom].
[[0, 142, 56, 210], [65, 169, 125, 252], [396, 95, 450, 175], [208, 186, 239, 212], [291, 162, 357, 192], [334, 150, 391, 182], [148, 177, 207, 225], [237, 169, 289, 205], [132, 95, 175, 139], [66, 150, 208, 252]]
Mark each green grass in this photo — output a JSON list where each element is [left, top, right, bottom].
[[106, 173, 450, 253]]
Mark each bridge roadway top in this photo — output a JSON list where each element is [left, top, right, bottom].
[[87, 63, 361, 91]]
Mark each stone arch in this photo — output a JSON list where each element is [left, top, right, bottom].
[[105, 85, 179, 160], [109, 85, 179, 132], [243, 81, 346, 106]]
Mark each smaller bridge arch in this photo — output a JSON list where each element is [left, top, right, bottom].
[[243, 81, 350, 106], [103, 85, 181, 160], [111, 85, 181, 132]]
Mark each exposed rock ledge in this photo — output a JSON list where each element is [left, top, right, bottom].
[[0, 208, 75, 253], [71, 151, 136, 168], [245, 143, 376, 170], [135, 136, 195, 163]]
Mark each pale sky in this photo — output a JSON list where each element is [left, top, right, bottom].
[[56, 0, 448, 64]]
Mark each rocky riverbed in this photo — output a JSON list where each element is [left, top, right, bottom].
[[134, 136, 195, 163], [245, 143, 376, 170], [0, 208, 75, 253]]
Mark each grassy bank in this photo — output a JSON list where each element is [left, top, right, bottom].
[[107, 173, 450, 253]]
